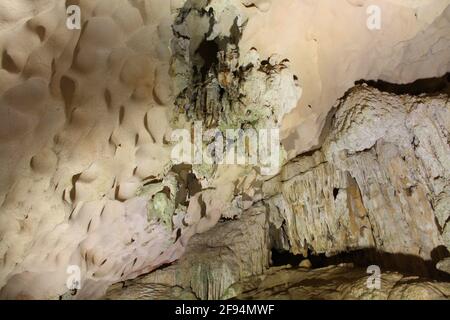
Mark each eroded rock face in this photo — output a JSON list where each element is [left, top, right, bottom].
[[106, 262, 450, 300], [103, 84, 450, 300], [0, 0, 188, 300], [0, 0, 449, 300], [264, 85, 449, 263], [171, 1, 300, 130]]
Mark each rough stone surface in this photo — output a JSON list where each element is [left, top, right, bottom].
[[104, 85, 450, 300], [0, 0, 449, 300], [264, 85, 450, 262], [105, 205, 269, 300], [248, 0, 450, 156], [105, 263, 450, 300], [0, 0, 296, 299], [228, 265, 450, 300]]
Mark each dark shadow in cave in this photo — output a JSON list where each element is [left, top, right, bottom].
[[271, 246, 450, 281], [355, 72, 450, 96]]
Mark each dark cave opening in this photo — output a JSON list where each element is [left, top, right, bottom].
[[271, 246, 450, 281], [355, 72, 450, 96], [195, 39, 220, 81]]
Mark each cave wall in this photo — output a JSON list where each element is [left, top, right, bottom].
[[104, 84, 450, 300], [0, 0, 449, 299]]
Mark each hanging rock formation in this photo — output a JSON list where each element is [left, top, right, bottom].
[[264, 85, 450, 263], [103, 84, 450, 300]]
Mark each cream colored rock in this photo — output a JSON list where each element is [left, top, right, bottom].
[[109, 263, 450, 300], [237, 0, 450, 156], [299, 259, 312, 269], [0, 0, 187, 300]]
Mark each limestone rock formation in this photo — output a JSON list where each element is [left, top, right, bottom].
[[0, 0, 449, 300], [0, 0, 299, 299], [243, 0, 450, 156], [105, 205, 269, 300], [105, 84, 450, 300], [264, 85, 450, 266], [437, 258, 450, 275]]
